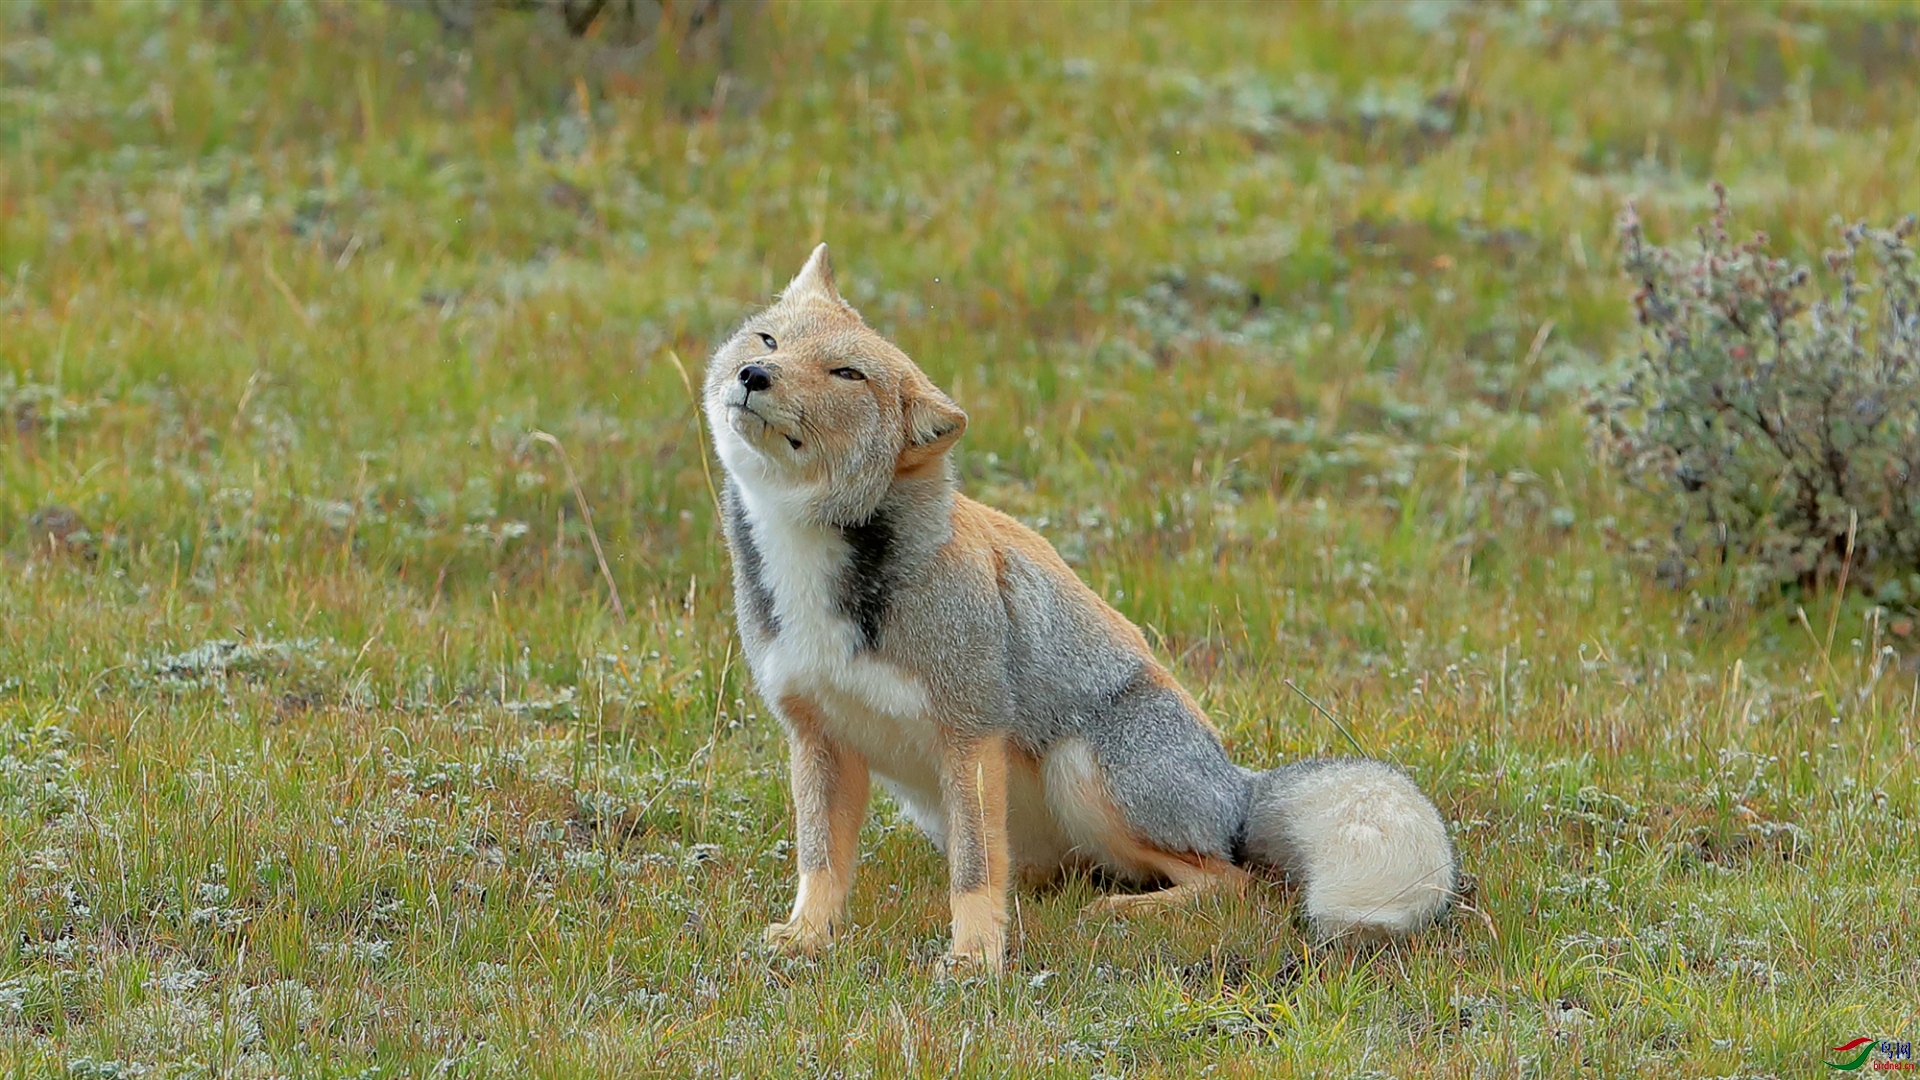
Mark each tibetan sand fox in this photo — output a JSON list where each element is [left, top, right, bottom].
[[706, 245, 1457, 972]]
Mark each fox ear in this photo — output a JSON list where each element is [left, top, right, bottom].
[[904, 386, 967, 456], [782, 243, 841, 303]]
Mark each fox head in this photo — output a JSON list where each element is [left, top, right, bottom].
[[705, 244, 967, 522]]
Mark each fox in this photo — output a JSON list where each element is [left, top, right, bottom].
[[705, 244, 1457, 972]]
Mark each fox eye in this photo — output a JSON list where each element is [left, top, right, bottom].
[[830, 367, 867, 381], [757, 332, 778, 350]]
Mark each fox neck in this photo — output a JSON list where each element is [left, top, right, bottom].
[[727, 462, 956, 652], [728, 445, 956, 530]]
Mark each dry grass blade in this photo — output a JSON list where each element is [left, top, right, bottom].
[[527, 430, 627, 625], [1824, 509, 1858, 660], [262, 253, 316, 332], [665, 348, 723, 522], [1284, 678, 1382, 762]]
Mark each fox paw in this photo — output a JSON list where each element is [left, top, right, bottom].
[[1083, 892, 1169, 918], [1084, 880, 1225, 919], [933, 945, 1005, 979], [763, 918, 834, 957], [934, 929, 1008, 978]]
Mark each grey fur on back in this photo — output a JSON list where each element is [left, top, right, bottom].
[[987, 545, 1251, 860], [760, 475, 1254, 864]]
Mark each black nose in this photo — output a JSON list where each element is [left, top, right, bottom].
[[739, 364, 773, 393]]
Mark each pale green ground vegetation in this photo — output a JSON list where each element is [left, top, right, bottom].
[[2, 1, 1919, 1076]]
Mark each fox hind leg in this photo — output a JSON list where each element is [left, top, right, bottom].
[[1084, 854, 1251, 917], [1041, 736, 1250, 918]]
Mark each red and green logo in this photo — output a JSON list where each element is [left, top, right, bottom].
[[1826, 1038, 1878, 1071]]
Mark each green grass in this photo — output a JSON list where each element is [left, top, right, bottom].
[[4, 1, 1920, 1075]]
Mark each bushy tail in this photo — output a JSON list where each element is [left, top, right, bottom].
[[1238, 759, 1456, 941]]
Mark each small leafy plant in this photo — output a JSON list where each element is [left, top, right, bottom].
[[1597, 186, 1920, 606]]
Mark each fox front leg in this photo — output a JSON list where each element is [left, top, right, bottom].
[[765, 695, 870, 956], [937, 732, 1012, 974]]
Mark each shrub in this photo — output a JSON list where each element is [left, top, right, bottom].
[[1596, 186, 1920, 607]]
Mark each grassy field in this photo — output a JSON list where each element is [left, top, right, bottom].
[[4, 1, 1920, 1075]]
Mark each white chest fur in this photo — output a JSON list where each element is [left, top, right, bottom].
[[733, 484, 1078, 872], [735, 487, 937, 782]]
